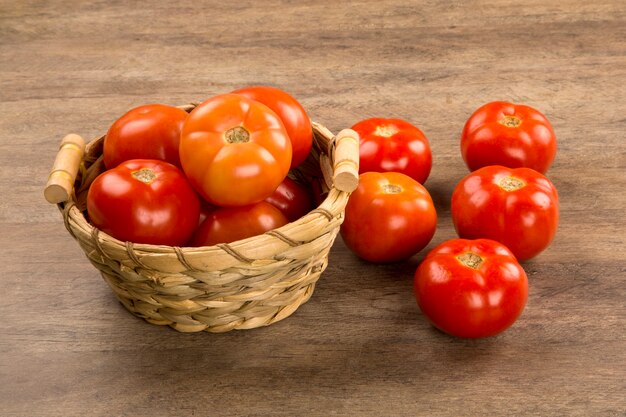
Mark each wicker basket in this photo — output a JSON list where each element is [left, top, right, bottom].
[[44, 104, 359, 333]]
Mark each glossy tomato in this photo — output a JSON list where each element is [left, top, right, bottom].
[[189, 201, 288, 247], [414, 238, 528, 338], [233, 86, 312, 169], [179, 94, 292, 207], [461, 101, 557, 173], [103, 104, 188, 169], [451, 165, 559, 261], [351, 117, 432, 184], [87, 159, 200, 246], [340, 172, 437, 263], [265, 177, 313, 222]]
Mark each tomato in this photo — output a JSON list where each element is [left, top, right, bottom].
[[340, 172, 437, 263], [179, 94, 292, 207], [265, 177, 313, 222], [87, 159, 200, 246], [451, 165, 559, 261], [233, 86, 312, 169], [461, 101, 557, 173], [414, 238, 528, 338], [189, 202, 288, 247], [103, 104, 188, 169], [351, 117, 432, 184]]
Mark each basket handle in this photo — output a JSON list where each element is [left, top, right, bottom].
[[44, 134, 86, 204], [332, 128, 360, 192]]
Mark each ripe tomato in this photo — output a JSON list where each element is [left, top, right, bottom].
[[189, 202, 288, 247], [461, 101, 557, 173], [87, 159, 200, 246], [233, 86, 312, 169], [414, 238, 529, 338], [265, 177, 313, 222], [103, 104, 188, 169], [179, 94, 292, 207], [451, 165, 559, 261], [340, 172, 437, 263], [351, 118, 432, 184]]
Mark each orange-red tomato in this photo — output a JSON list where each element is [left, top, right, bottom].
[[461, 101, 557, 173], [233, 86, 313, 169], [340, 172, 437, 263], [179, 94, 292, 207], [351, 118, 432, 184], [188, 202, 288, 247], [265, 177, 313, 222], [451, 165, 559, 261], [87, 159, 200, 246], [103, 104, 188, 169]]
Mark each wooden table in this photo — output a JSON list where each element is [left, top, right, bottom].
[[1, 1, 624, 416]]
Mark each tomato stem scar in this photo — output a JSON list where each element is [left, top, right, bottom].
[[499, 115, 522, 128], [382, 184, 402, 194], [225, 126, 250, 143], [131, 168, 156, 184], [374, 125, 399, 138], [498, 176, 525, 191], [457, 252, 483, 269]]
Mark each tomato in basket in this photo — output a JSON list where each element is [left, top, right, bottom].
[[233, 86, 313, 169], [188, 201, 288, 247], [179, 94, 292, 207], [265, 177, 313, 222], [87, 159, 200, 246], [103, 104, 188, 169]]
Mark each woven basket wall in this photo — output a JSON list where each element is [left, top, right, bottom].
[[57, 106, 357, 333]]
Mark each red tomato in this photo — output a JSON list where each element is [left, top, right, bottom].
[[461, 101, 557, 173], [233, 86, 312, 169], [87, 159, 200, 246], [189, 202, 288, 247], [414, 238, 529, 338], [179, 94, 292, 207], [351, 118, 432, 184], [451, 165, 559, 261], [103, 104, 188, 169], [265, 177, 313, 222], [340, 172, 437, 263]]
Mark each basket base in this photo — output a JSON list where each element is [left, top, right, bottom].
[[103, 272, 317, 333]]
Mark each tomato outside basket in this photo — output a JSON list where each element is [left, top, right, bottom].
[[44, 103, 359, 333]]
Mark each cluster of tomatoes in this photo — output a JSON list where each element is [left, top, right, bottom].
[[341, 101, 559, 338], [88, 89, 559, 339], [87, 86, 316, 248]]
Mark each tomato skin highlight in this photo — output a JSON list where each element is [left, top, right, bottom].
[[87, 159, 200, 246], [179, 94, 292, 207], [414, 238, 529, 338], [340, 172, 437, 263], [188, 202, 288, 247], [351, 117, 432, 184], [451, 165, 559, 261], [264, 177, 313, 222], [461, 101, 557, 173], [103, 104, 188, 169], [233, 86, 312, 169]]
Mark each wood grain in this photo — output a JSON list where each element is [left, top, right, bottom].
[[1, 1, 625, 416]]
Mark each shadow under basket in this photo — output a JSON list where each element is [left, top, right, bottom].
[[45, 107, 359, 333]]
